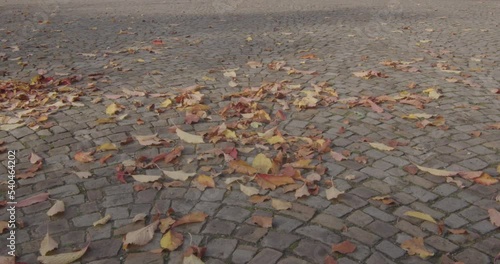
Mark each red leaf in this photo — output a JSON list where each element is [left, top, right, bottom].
[[17, 193, 49, 208], [324, 256, 338, 264], [165, 146, 184, 163], [332, 240, 356, 254]]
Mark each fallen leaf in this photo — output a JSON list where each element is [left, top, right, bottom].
[[247, 61, 263, 68], [415, 165, 457, 177], [372, 195, 396, 205], [324, 256, 338, 264], [73, 171, 92, 179], [332, 240, 356, 254], [93, 214, 112, 226], [193, 175, 215, 190], [326, 186, 344, 200], [177, 128, 204, 144], [251, 215, 273, 228], [132, 175, 162, 183], [473, 173, 498, 185], [132, 213, 147, 223], [271, 199, 292, 210], [29, 152, 43, 164], [248, 195, 271, 204], [229, 160, 258, 175], [404, 211, 437, 224], [99, 154, 113, 164], [0, 123, 25, 131], [172, 212, 208, 228], [159, 217, 176, 233], [252, 154, 273, 174], [330, 151, 347, 161], [47, 200, 65, 216], [448, 229, 468, 235], [162, 170, 196, 181], [17, 193, 49, 208], [400, 237, 434, 259], [255, 173, 295, 190], [0, 221, 8, 234], [295, 184, 310, 199], [240, 184, 260, 196], [96, 143, 118, 152], [74, 151, 94, 163], [106, 103, 122, 115], [488, 209, 500, 227], [164, 146, 185, 163], [160, 99, 173, 108], [369, 142, 394, 151], [38, 242, 89, 264], [134, 134, 165, 146], [123, 220, 159, 249], [40, 232, 58, 256], [160, 230, 184, 251]]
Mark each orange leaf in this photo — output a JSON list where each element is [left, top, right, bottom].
[[99, 154, 113, 164], [332, 240, 357, 254], [255, 173, 295, 190], [324, 256, 338, 264], [330, 151, 346, 161], [164, 146, 184, 163], [193, 175, 215, 191], [172, 212, 208, 228], [473, 173, 498, 185], [74, 151, 94, 163], [229, 160, 258, 175], [448, 229, 468, 235], [251, 215, 272, 228]]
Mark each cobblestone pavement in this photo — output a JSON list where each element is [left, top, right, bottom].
[[0, 0, 499, 263]]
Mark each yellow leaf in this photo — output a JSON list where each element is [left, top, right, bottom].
[[404, 211, 437, 224], [415, 165, 457, 177], [160, 99, 172, 108], [96, 143, 118, 152], [105, 103, 121, 115], [402, 113, 434, 119], [240, 184, 260, 196], [123, 220, 159, 249], [194, 175, 215, 190], [40, 232, 58, 256], [38, 242, 89, 264], [160, 230, 184, 251], [369, 142, 394, 151], [423, 88, 441, 99], [183, 254, 205, 264], [271, 199, 292, 210], [267, 135, 285, 144], [400, 237, 434, 259], [252, 154, 273, 174], [46, 200, 65, 216], [162, 170, 196, 181], [131, 175, 162, 183], [326, 186, 344, 200], [93, 214, 111, 226], [0, 123, 25, 131], [176, 128, 204, 144]]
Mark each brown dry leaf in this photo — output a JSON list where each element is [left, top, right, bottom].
[[132, 175, 162, 183], [96, 143, 118, 152], [132, 213, 147, 223], [229, 160, 258, 175], [29, 152, 43, 164], [74, 151, 94, 163], [271, 198, 292, 210], [134, 134, 165, 146], [295, 184, 310, 199], [248, 195, 271, 204], [93, 214, 112, 226], [404, 211, 437, 224], [330, 151, 347, 161], [369, 142, 394, 151], [251, 215, 273, 228], [240, 184, 260, 196], [0, 221, 8, 234], [0, 256, 15, 264], [448, 229, 468, 235], [446, 177, 464, 188], [37, 242, 89, 264], [332, 240, 357, 254], [159, 217, 176, 233], [255, 174, 295, 190], [470, 131, 481, 137], [172, 212, 208, 228], [473, 173, 498, 186], [99, 154, 113, 164], [123, 220, 159, 249], [326, 186, 344, 200], [160, 230, 184, 251], [164, 146, 185, 163], [372, 195, 396, 205], [193, 175, 215, 191], [488, 209, 500, 227], [47, 200, 65, 216], [40, 232, 59, 256], [162, 170, 196, 181], [17, 193, 49, 208], [252, 154, 273, 174], [354, 156, 368, 164], [176, 128, 204, 144], [400, 237, 434, 259], [247, 61, 263, 68]]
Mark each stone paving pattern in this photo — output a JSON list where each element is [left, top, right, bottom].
[[0, 0, 499, 263]]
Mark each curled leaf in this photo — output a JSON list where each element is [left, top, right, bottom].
[[40, 232, 59, 256], [38, 242, 90, 264], [93, 214, 112, 226], [176, 128, 204, 144], [123, 220, 159, 249], [47, 200, 65, 216], [404, 211, 437, 224]]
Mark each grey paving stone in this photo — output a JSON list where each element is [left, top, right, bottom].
[[473, 237, 500, 257], [376, 240, 406, 259], [293, 239, 331, 263], [365, 251, 396, 264], [206, 238, 238, 260], [366, 220, 399, 238], [233, 224, 268, 243], [363, 206, 397, 222], [324, 204, 353, 217], [248, 248, 283, 264], [311, 213, 345, 230], [232, 245, 257, 264], [425, 235, 459, 252], [216, 206, 251, 223], [432, 197, 469, 213], [443, 214, 469, 229], [273, 215, 303, 232], [458, 206, 490, 222], [455, 248, 491, 264], [261, 231, 300, 250], [295, 225, 341, 245], [403, 186, 438, 203], [343, 227, 381, 246], [346, 210, 374, 227]]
